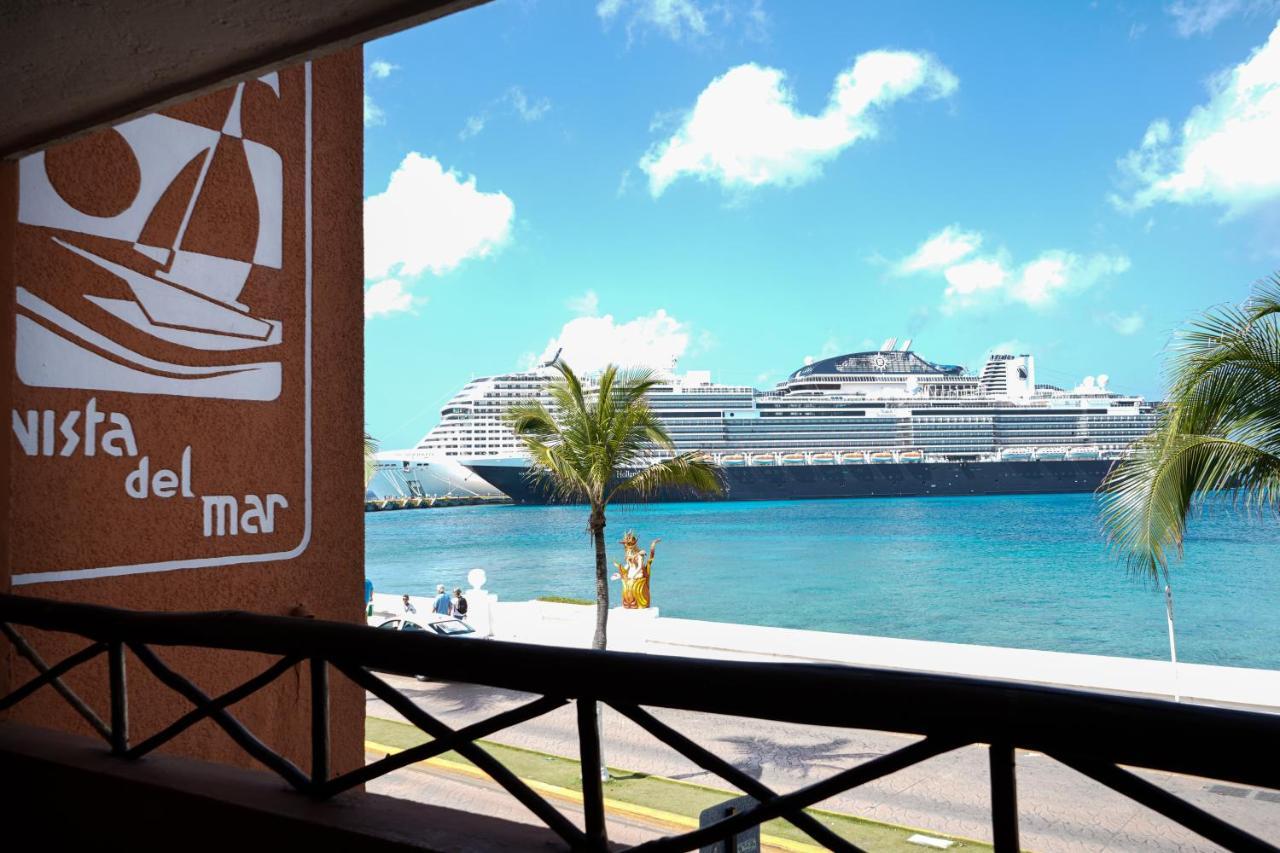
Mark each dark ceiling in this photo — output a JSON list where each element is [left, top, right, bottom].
[[0, 0, 487, 159]]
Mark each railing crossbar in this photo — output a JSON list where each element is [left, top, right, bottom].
[[127, 643, 311, 792], [310, 657, 329, 792], [322, 693, 567, 798], [611, 701, 861, 853], [1047, 751, 1279, 853], [988, 743, 1019, 853], [631, 737, 965, 853], [124, 655, 301, 761], [577, 699, 608, 852], [333, 661, 587, 848], [0, 636, 106, 715], [0, 624, 111, 742]]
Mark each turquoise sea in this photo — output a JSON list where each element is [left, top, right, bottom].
[[365, 493, 1280, 669]]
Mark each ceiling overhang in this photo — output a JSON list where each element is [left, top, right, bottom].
[[1, 0, 488, 159]]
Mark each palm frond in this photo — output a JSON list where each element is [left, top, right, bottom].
[[611, 452, 725, 503], [363, 431, 379, 487], [502, 359, 721, 508], [1100, 275, 1280, 579]]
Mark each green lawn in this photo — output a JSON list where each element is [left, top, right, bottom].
[[534, 595, 595, 605], [366, 715, 992, 852]]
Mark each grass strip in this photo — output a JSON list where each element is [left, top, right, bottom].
[[535, 595, 594, 606], [366, 716, 990, 852]]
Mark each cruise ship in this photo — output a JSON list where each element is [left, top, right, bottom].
[[365, 449, 503, 501], [380, 340, 1162, 503]]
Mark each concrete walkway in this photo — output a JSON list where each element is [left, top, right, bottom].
[[446, 597, 1280, 710]]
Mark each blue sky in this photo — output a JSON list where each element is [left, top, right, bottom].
[[363, 0, 1280, 449]]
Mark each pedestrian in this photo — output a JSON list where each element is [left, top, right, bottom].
[[432, 584, 453, 617], [365, 578, 374, 617], [402, 593, 416, 615], [453, 587, 468, 620]]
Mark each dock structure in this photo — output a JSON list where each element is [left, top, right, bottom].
[[363, 494, 511, 512]]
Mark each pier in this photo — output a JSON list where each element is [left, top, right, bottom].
[[363, 494, 510, 512]]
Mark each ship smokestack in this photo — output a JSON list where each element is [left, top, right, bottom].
[[881, 337, 897, 351], [900, 338, 912, 352]]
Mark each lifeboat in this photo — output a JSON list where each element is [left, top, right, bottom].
[[781, 452, 806, 465], [1067, 446, 1101, 460], [899, 450, 924, 463], [840, 451, 866, 464], [869, 450, 894, 464], [1037, 447, 1066, 462], [719, 453, 747, 467], [751, 453, 777, 466], [1001, 447, 1035, 462], [810, 451, 836, 465]]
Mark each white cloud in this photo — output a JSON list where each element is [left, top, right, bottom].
[[508, 86, 551, 121], [1073, 374, 1111, 394], [897, 225, 1130, 311], [597, 0, 708, 41], [369, 60, 399, 79], [460, 87, 551, 140], [944, 256, 1008, 301], [459, 114, 486, 140], [364, 153, 514, 281], [566, 290, 600, 316], [364, 279, 415, 319], [1103, 310, 1146, 335], [363, 94, 385, 127], [1166, 0, 1277, 36], [896, 225, 983, 274], [640, 52, 957, 197], [534, 310, 691, 374], [1114, 21, 1280, 215]]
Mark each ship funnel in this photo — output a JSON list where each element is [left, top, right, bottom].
[[899, 338, 912, 352], [880, 337, 897, 351]]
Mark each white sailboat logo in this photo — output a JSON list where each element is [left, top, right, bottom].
[[16, 74, 288, 401]]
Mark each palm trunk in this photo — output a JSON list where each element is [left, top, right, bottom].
[[1165, 581, 1181, 702], [589, 503, 609, 651], [587, 503, 611, 784]]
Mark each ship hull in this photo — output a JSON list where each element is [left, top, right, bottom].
[[464, 459, 1118, 505]]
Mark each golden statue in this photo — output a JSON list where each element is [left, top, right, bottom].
[[612, 530, 659, 609]]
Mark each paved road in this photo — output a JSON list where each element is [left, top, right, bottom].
[[366, 676, 1280, 852], [367, 751, 675, 849]]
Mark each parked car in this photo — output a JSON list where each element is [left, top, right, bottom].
[[376, 617, 475, 637], [375, 617, 476, 680]]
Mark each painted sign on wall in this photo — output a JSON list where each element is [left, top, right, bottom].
[[10, 64, 314, 584]]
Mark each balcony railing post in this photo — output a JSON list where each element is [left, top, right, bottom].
[[108, 640, 128, 755], [310, 657, 329, 793], [989, 742, 1019, 853], [576, 697, 608, 851]]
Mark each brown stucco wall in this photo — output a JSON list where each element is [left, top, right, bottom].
[[1, 50, 364, 778]]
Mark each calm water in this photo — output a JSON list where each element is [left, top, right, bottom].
[[365, 494, 1280, 669]]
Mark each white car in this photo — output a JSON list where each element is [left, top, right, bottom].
[[376, 617, 476, 680], [376, 616, 476, 637]]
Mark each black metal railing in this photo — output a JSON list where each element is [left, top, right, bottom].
[[1, 592, 1277, 852]]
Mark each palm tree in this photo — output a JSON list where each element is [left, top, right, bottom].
[[364, 431, 379, 487], [1100, 277, 1280, 692], [507, 360, 725, 650]]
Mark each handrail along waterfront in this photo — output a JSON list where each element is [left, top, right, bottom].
[[1, 593, 1277, 852]]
